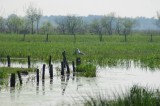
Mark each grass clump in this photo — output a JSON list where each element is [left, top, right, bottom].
[[83, 85, 160, 106], [76, 64, 96, 77]]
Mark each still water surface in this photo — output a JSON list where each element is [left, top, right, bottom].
[[0, 61, 160, 106]]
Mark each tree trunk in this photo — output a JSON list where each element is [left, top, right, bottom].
[[36, 21, 39, 34], [125, 33, 127, 42], [31, 21, 34, 34]]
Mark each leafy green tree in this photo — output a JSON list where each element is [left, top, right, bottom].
[[7, 14, 23, 33], [40, 21, 53, 34]]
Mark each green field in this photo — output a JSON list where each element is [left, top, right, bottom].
[[0, 34, 160, 68]]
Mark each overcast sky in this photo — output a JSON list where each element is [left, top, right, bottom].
[[0, 0, 160, 18]]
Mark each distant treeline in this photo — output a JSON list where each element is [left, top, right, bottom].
[[0, 14, 159, 35]]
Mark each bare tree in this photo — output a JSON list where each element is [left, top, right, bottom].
[[156, 11, 160, 33], [55, 17, 66, 34], [121, 18, 135, 42], [90, 19, 103, 41], [26, 4, 36, 34], [35, 8, 42, 34], [65, 15, 83, 42], [116, 17, 123, 35], [101, 13, 115, 35]]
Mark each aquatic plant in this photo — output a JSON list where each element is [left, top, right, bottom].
[[76, 64, 96, 77]]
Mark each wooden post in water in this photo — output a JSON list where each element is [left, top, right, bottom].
[[49, 55, 51, 67], [28, 56, 30, 68], [66, 62, 70, 74], [76, 57, 81, 66], [61, 61, 64, 76], [42, 64, 45, 81], [72, 61, 75, 72], [72, 61, 75, 77], [10, 73, 16, 87], [7, 56, 10, 67], [50, 64, 53, 79], [62, 51, 66, 68], [17, 71, 22, 85], [36, 69, 39, 84]]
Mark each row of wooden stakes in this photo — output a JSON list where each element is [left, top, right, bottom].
[[9, 51, 81, 87]]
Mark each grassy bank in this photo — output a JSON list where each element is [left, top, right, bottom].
[[0, 34, 160, 68]]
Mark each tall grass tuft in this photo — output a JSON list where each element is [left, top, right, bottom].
[[76, 64, 96, 77], [83, 85, 160, 106]]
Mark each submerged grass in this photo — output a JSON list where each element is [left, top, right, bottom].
[[0, 67, 35, 84], [83, 85, 160, 106], [0, 34, 160, 68]]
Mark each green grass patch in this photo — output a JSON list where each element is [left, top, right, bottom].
[[83, 85, 160, 106], [0, 34, 160, 68], [76, 64, 96, 77]]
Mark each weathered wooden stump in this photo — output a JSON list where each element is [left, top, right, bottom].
[[50, 64, 53, 79], [66, 62, 70, 74], [17, 71, 22, 85], [61, 61, 64, 76], [36, 69, 39, 84], [10, 73, 16, 87], [7, 56, 10, 67], [28, 56, 31, 68], [42, 64, 45, 81]]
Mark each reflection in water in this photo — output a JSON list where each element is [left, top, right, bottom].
[[50, 79, 53, 84], [50, 79, 53, 91], [36, 85, 39, 95], [17, 86, 22, 99], [0, 60, 160, 106], [10, 87, 15, 101], [76, 77, 83, 90], [61, 74, 70, 95], [42, 81, 45, 95]]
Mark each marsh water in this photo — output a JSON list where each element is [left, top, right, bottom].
[[0, 60, 160, 106]]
